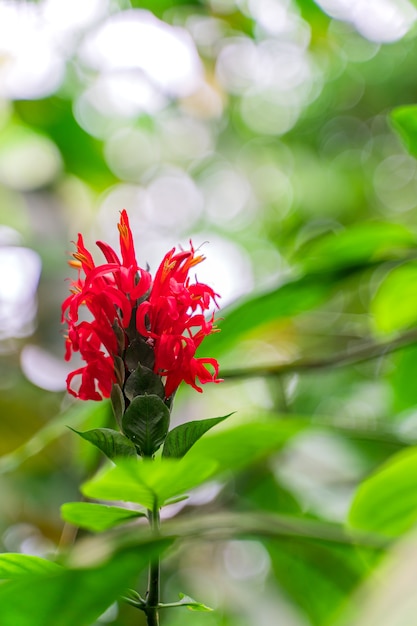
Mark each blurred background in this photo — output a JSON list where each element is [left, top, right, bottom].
[[2, 0, 417, 624]]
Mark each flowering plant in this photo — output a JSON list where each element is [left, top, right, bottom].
[[61, 210, 225, 623]]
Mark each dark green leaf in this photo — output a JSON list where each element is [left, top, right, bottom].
[[124, 364, 165, 401], [122, 394, 170, 456], [162, 413, 233, 458], [125, 338, 155, 372], [69, 427, 137, 460], [61, 502, 146, 532]]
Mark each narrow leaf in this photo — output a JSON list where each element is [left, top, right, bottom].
[[61, 502, 146, 532], [122, 394, 170, 456], [110, 384, 125, 429], [163, 414, 233, 458], [178, 592, 213, 612], [69, 427, 137, 460]]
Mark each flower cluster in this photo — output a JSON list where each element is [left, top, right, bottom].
[[62, 210, 221, 402]]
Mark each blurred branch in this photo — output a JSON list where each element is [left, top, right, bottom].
[[161, 511, 390, 549], [221, 328, 417, 380]]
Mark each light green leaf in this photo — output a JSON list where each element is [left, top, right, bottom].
[[296, 222, 415, 273], [0, 554, 62, 579], [177, 593, 213, 611], [390, 105, 417, 158], [122, 394, 170, 456], [348, 446, 417, 538], [81, 456, 218, 510], [371, 262, 417, 333], [184, 419, 304, 474], [162, 414, 233, 458], [61, 502, 145, 532], [69, 427, 137, 460]]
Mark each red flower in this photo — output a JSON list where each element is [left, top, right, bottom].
[[62, 210, 221, 401]]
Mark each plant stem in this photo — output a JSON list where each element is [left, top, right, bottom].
[[145, 503, 161, 626]]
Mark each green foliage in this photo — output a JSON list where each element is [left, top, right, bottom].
[[162, 413, 232, 458], [82, 420, 302, 509], [61, 502, 146, 532]]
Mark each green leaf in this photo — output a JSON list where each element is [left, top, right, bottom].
[[69, 427, 137, 460], [124, 364, 165, 401], [162, 413, 233, 458], [184, 419, 304, 474], [122, 394, 170, 456], [199, 275, 334, 358], [371, 262, 417, 333], [348, 446, 417, 538], [81, 456, 218, 510], [61, 502, 146, 532], [124, 338, 155, 372], [390, 105, 417, 158], [0, 543, 166, 626], [0, 554, 62, 579], [82, 419, 302, 509], [296, 222, 415, 273], [176, 593, 213, 611]]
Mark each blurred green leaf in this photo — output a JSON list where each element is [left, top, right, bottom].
[[0, 402, 110, 474], [184, 419, 304, 472], [162, 413, 232, 458], [348, 446, 417, 538], [61, 502, 145, 532], [0, 554, 62, 579], [81, 456, 217, 510], [69, 427, 137, 460], [200, 276, 334, 358], [390, 105, 417, 158], [372, 262, 417, 333], [296, 223, 415, 273], [0, 544, 166, 626], [267, 539, 370, 626], [15, 98, 116, 189]]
